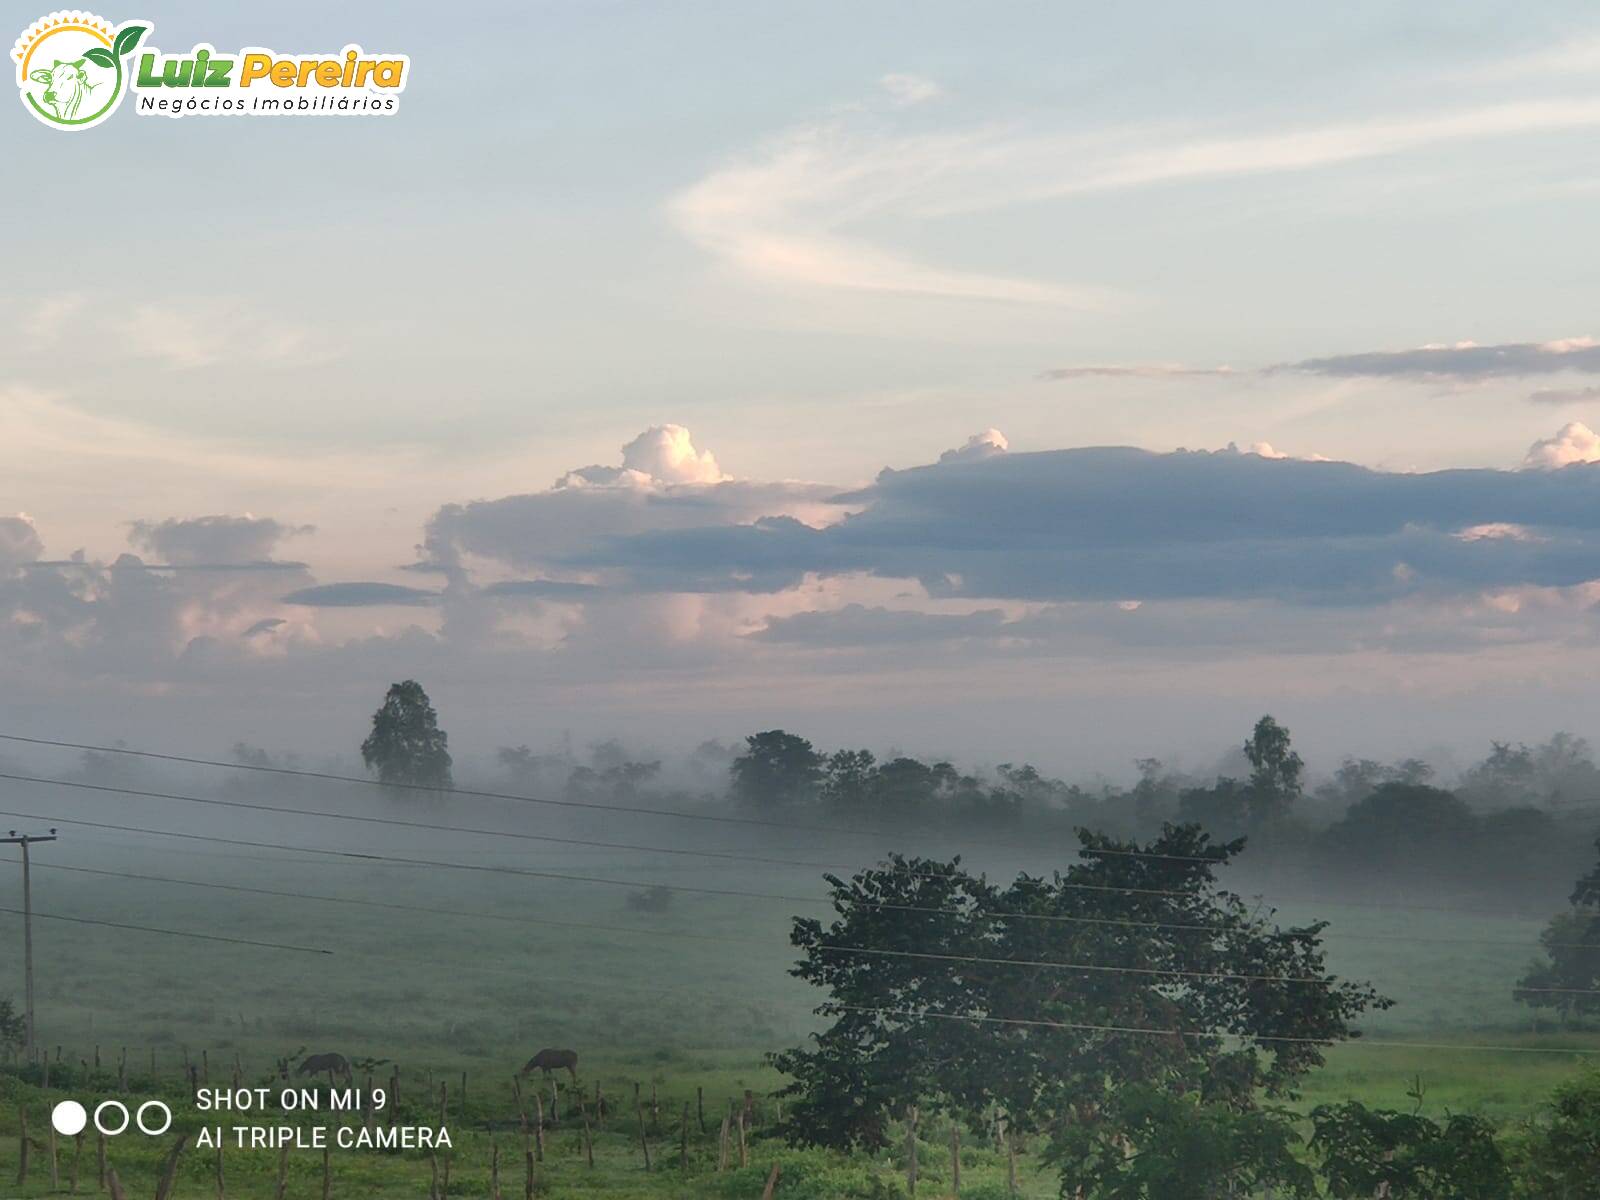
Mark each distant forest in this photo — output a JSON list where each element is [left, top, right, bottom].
[[476, 717, 1600, 912]]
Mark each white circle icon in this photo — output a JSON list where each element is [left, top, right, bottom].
[[51, 1100, 87, 1136], [135, 1101, 173, 1136], [93, 1101, 130, 1137]]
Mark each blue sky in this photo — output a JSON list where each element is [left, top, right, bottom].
[[5, 2, 1600, 772]]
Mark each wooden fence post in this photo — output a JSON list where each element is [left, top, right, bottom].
[[118, 1048, 127, 1092], [97, 1131, 107, 1189], [274, 1144, 289, 1200], [16, 1104, 28, 1186], [153, 1133, 189, 1200], [680, 1102, 689, 1172], [736, 1105, 749, 1168], [697, 1085, 705, 1132], [490, 1139, 501, 1200], [635, 1098, 652, 1170], [717, 1113, 730, 1172], [951, 1123, 960, 1197], [107, 1167, 127, 1200], [214, 1140, 225, 1199], [533, 1094, 545, 1162], [321, 1143, 331, 1200], [439, 1080, 449, 1127], [523, 1150, 534, 1200], [582, 1111, 595, 1169], [49, 1112, 59, 1190], [70, 1130, 82, 1194], [761, 1162, 782, 1200]]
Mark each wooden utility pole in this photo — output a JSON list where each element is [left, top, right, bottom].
[[3, 829, 58, 1058]]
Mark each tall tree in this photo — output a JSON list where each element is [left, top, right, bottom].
[[1243, 714, 1303, 825], [730, 730, 824, 808], [772, 824, 1387, 1156], [360, 680, 453, 790]]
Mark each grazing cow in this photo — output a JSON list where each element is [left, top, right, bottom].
[[519, 1048, 578, 1082], [29, 59, 96, 121], [296, 1052, 353, 1083]]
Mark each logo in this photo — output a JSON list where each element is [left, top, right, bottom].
[[12, 10, 147, 130], [13, 11, 409, 129]]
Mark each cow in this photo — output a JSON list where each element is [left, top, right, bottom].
[[29, 59, 97, 122], [295, 1052, 354, 1083], [519, 1048, 578, 1082]]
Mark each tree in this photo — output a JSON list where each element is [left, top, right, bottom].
[[1516, 835, 1600, 1020], [1243, 714, 1303, 825], [772, 824, 1387, 1158], [1506, 1069, 1600, 1194], [1310, 1102, 1509, 1199], [360, 680, 453, 790], [730, 730, 824, 808], [1052, 1087, 1315, 1200], [820, 749, 875, 811], [0, 996, 22, 1058]]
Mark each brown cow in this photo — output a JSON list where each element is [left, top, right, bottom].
[[296, 1053, 353, 1083], [519, 1048, 578, 1082]]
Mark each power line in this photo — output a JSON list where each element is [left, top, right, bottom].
[[830, 1004, 1600, 1056], [10, 857, 1599, 998], [0, 771, 1564, 925], [0, 905, 331, 954], [0, 731, 1225, 864], [0, 796, 1569, 957]]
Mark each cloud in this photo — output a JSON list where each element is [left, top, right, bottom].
[[1529, 385, 1600, 406], [754, 603, 1008, 646], [1041, 364, 1239, 381], [0, 516, 43, 568], [879, 73, 942, 108], [669, 85, 1600, 310], [1279, 338, 1600, 381], [241, 617, 287, 638], [1524, 421, 1600, 469], [551, 445, 1600, 604], [423, 425, 842, 575], [127, 515, 313, 565], [116, 303, 329, 371], [939, 428, 1008, 463], [281, 582, 438, 608], [560, 425, 727, 488]]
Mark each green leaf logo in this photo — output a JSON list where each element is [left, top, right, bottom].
[[112, 24, 148, 60], [83, 47, 115, 69]]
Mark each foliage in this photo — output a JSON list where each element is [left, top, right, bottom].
[[772, 825, 1388, 1153], [0, 997, 22, 1055], [731, 730, 825, 807], [1051, 1086, 1315, 1199], [1310, 1101, 1511, 1198], [1506, 1070, 1600, 1196], [1517, 836, 1600, 1019], [1243, 714, 1304, 824], [359, 679, 453, 790]]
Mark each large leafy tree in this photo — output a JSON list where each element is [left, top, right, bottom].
[[360, 680, 454, 790], [772, 824, 1387, 1154], [1516, 834, 1600, 1020], [730, 730, 824, 808], [1243, 714, 1304, 826]]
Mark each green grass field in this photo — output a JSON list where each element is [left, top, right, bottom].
[[1, 798, 1597, 1197]]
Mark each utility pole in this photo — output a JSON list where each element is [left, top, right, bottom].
[[3, 829, 57, 1059]]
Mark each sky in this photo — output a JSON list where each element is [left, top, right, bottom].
[[6, 1, 1600, 777]]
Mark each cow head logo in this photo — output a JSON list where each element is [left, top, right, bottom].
[[12, 11, 148, 130]]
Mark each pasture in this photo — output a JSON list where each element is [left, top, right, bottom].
[[1, 775, 1597, 1196]]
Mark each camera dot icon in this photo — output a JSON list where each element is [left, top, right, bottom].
[[51, 1100, 87, 1136]]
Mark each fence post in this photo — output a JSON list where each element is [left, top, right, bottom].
[[274, 1144, 289, 1200], [635, 1097, 652, 1170], [152, 1133, 189, 1200], [680, 1102, 689, 1172], [70, 1130, 82, 1194], [697, 1085, 705, 1132], [490, 1139, 500, 1200], [97, 1130, 106, 1189], [761, 1162, 782, 1200], [533, 1094, 545, 1162], [16, 1104, 28, 1186], [717, 1113, 730, 1172], [214, 1140, 225, 1199], [951, 1123, 960, 1197], [321, 1143, 331, 1200]]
